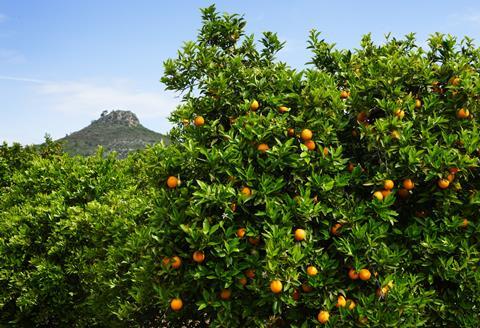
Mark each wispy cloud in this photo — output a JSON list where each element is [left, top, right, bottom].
[[0, 14, 7, 23]]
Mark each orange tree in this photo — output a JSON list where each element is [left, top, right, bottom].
[[1, 5, 480, 327]]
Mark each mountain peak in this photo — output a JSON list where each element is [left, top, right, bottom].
[[94, 110, 140, 127]]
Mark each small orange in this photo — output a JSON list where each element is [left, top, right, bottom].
[[304, 140, 316, 151], [171, 256, 182, 269], [380, 189, 391, 198], [348, 268, 359, 280], [220, 288, 231, 300], [239, 277, 247, 286], [241, 186, 252, 196], [398, 188, 410, 199], [294, 228, 306, 241], [167, 176, 179, 189], [306, 266, 318, 276], [447, 174, 455, 183], [162, 257, 171, 267], [301, 283, 313, 293], [461, 218, 469, 228], [438, 178, 450, 189], [192, 251, 205, 263], [384, 180, 394, 190], [402, 179, 415, 190], [278, 106, 289, 113], [449, 167, 459, 174], [359, 269, 371, 281], [287, 128, 295, 137], [323, 147, 329, 156], [336, 295, 347, 308], [415, 99, 422, 109], [170, 298, 183, 311], [376, 286, 389, 298], [250, 100, 259, 111], [317, 310, 330, 324], [257, 143, 270, 153], [301, 129, 313, 141], [340, 90, 350, 99], [357, 111, 367, 123], [331, 223, 342, 236], [347, 299, 356, 310], [270, 280, 283, 294], [245, 269, 255, 279], [394, 109, 405, 119], [456, 108, 469, 119], [237, 228, 246, 238], [449, 76, 460, 86], [391, 130, 400, 140], [194, 116, 205, 127], [373, 191, 384, 201]]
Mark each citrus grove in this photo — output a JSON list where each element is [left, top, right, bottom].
[[2, 5, 480, 327]]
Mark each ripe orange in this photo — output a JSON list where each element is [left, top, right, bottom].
[[373, 191, 384, 201], [359, 269, 371, 281], [323, 147, 329, 156], [398, 188, 410, 199], [456, 108, 469, 119], [306, 266, 318, 276], [437, 178, 449, 189], [336, 295, 347, 308], [380, 189, 391, 198], [292, 288, 300, 301], [447, 174, 455, 182], [348, 268, 359, 280], [241, 186, 252, 196], [270, 280, 283, 294], [301, 283, 313, 293], [167, 176, 179, 189], [171, 256, 182, 269], [192, 250, 205, 263], [239, 277, 247, 286], [449, 76, 460, 86], [245, 269, 255, 279], [194, 116, 205, 127], [415, 99, 422, 109], [317, 310, 330, 324], [449, 167, 459, 174], [237, 228, 246, 238], [287, 128, 295, 137], [250, 100, 259, 111], [383, 179, 394, 190], [304, 140, 316, 151], [347, 299, 356, 310], [340, 90, 349, 99], [357, 111, 367, 123], [402, 179, 415, 190], [461, 218, 469, 228], [394, 109, 405, 119], [301, 129, 313, 141], [220, 288, 231, 300], [376, 286, 389, 298], [170, 298, 183, 311], [257, 143, 270, 153], [331, 223, 342, 236], [294, 228, 306, 241], [278, 106, 289, 113]]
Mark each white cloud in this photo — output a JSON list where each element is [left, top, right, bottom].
[[35, 79, 180, 120]]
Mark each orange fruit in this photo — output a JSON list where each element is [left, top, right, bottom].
[[192, 251, 205, 263], [398, 188, 410, 199], [391, 130, 400, 140], [304, 140, 316, 151], [415, 99, 422, 109], [220, 288, 231, 300], [239, 277, 248, 286], [306, 266, 318, 276], [402, 179, 415, 190], [438, 178, 450, 189], [456, 108, 469, 119], [245, 269, 255, 279], [292, 288, 300, 301], [331, 223, 342, 236], [170, 298, 183, 311], [394, 109, 405, 119], [278, 106, 289, 113], [449, 76, 460, 86], [449, 167, 460, 174], [270, 280, 283, 294], [237, 228, 246, 238], [301, 129, 313, 141], [340, 90, 349, 99], [376, 286, 389, 298], [287, 128, 295, 137], [348, 268, 359, 280], [257, 143, 270, 153], [167, 176, 179, 189], [373, 191, 384, 201], [241, 186, 252, 196], [380, 189, 391, 198], [171, 256, 182, 269], [384, 180, 394, 190], [357, 111, 367, 123], [323, 147, 329, 156], [162, 257, 171, 267], [347, 299, 356, 310], [461, 218, 469, 228], [317, 310, 330, 324], [359, 269, 371, 281], [194, 116, 205, 127], [447, 174, 455, 183], [301, 283, 313, 293], [336, 295, 347, 308], [250, 100, 259, 111], [294, 228, 306, 241]]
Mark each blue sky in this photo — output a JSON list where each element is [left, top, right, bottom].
[[1, 1, 480, 144]]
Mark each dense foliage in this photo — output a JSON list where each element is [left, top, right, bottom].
[[1, 5, 480, 327]]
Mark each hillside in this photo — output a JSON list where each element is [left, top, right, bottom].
[[57, 110, 169, 157]]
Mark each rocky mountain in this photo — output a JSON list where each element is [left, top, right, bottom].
[[57, 110, 169, 157]]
